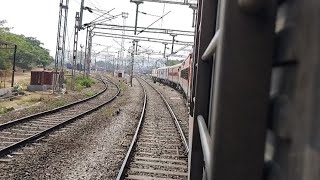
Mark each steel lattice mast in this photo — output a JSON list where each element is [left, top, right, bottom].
[[54, 0, 69, 92]]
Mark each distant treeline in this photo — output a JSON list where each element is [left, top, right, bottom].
[[0, 20, 53, 70]]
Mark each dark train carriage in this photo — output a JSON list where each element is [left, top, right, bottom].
[[189, 0, 320, 180]]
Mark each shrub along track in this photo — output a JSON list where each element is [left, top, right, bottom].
[[0, 74, 120, 158], [117, 77, 189, 180]]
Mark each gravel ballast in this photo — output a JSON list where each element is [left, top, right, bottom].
[[0, 78, 143, 180], [0, 76, 105, 124], [145, 78, 189, 141]]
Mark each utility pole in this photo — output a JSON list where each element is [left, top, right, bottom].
[[87, 29, 93, 77], [121, 12, 128, 69], [83, 27, 89, 77], [163, 43, 168, 58], [79, 44, 83, 73], [71, 12, 80, 90], [54, 0, 69, 93], [170, 34, 177, 54], [113, 56, 115, 71], [11, 45, 17, 88], [71, 0, 84, 90], [130, 0, 143, 86], [95, 56, 97, 72], [105, 55, 107, 72], [130, 41, 135, 85]]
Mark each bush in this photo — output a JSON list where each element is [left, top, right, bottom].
[[75, 76, 95, 88], [13, 83, 23, 93], [0, 106, 13, 114]]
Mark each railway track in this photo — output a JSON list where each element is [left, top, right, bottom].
[[0, 74, 120, 157], [117, 77, 189, 180], [147, 78, 190, 144]]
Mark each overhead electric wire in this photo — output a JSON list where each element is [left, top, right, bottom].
[[86, 0, 99, 10], [92, 0, 102, 9], [93, 13, 122, 24], [109, 19, 130, 53], [137, 11, 171, 35], [158, 3, 166, 38], [70, 0, 80, 5], [89, 8, 116, 24], [138, 11, 161, 17]]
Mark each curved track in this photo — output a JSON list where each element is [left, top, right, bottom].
[[117, 77, 188, 180], [0, 74, 120, 157]]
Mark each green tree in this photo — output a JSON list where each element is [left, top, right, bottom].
[[0, 20, 53, 70]]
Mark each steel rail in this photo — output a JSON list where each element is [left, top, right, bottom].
[[116, 77, 189, 179], [0, 75, 105, 131], [140, 77, 189, 152], [116, 78, 147, 180], [0, 75, 120, 157]]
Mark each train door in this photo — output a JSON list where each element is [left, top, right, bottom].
[[189, 0, 276, 180]]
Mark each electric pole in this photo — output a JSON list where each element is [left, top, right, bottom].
[[130, 0, 143, 86], [79, 44, 83, 73], [71, 0, 84, 90], [170, 34, 177, 54], [54, 0, 69, 93], [95, 56, 97, 72], [163, 43, 168, 58], [87, 28, 93, 77], [71, 12, 80, 90], [83, 27, 89, 77], [121, 12, 128, 69], [105, 55, 107, 72]]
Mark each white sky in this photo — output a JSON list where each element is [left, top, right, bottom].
[[0, 0, 195, 62]]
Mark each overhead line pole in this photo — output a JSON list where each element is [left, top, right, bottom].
[[11, 44, 17, 87], [170, 34, 177, 54], [130, 0, 143, 86], [71, 0, 85, 90], [83, 26, 89, 77], [87, 28, 93, 76], [71, 12, 80, 90], [54, 0, 69, 93]]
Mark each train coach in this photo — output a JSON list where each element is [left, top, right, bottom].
[[151, 54, 193, 101]]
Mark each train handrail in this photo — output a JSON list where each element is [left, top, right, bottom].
[[197, 115, 213, 180], [201, 29, 220, 61]]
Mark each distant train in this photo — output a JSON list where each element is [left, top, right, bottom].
[[151, 54, 193, 101]]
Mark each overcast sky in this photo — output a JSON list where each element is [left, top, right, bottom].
[[0, 0, 195, 62]]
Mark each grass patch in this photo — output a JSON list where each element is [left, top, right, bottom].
[[75, 83, 84, 92], [104, 107, 115, 117], [65, 76, 96, 92], [0, 105, 14, 115], [84, 90, 96, 97], [47, 99, 67, 109], [76, 76, 96, 88], [15, 94, 49, 105], [119, 81, 128, 91]]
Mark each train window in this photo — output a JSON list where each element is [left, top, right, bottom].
[[180, 68, 189, 80]]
